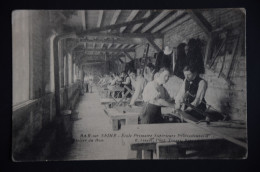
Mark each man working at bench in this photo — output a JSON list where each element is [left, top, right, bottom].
[[175, 65, 208, 120], [129, 63, 156, 106]]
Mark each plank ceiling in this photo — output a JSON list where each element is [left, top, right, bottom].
[[53, 9, 243, 65]]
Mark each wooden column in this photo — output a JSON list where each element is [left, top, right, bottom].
[[204, 33, 214, 66], [53, 37, 61, 116]]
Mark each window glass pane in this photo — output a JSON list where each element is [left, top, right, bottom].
[[12, 10, 30, 106]]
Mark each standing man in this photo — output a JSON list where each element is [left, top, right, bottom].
[[175, 65, 208, 120], [88, 73, 93, 93], [84, 73, 89, 93]]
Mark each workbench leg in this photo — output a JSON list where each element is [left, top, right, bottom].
[[142, 150, 153, 159], [136, 150, 142, 159], [112, 119, 119, 131]]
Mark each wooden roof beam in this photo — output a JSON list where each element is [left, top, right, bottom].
[[115, 44, 121, 49], [146, 37, 162, 52], [107, 43, 113, 49], [187, 10, 212, 37], [79, 38, 144, 45], [120, 10, 139, 33], [141, 10, 172, 33], [123, 51, 134, 61], [121, 44, 129, 49], [108, 10, 121, 32], [79, 32, 162, 39], [100, 43, 104, 49], [127, 44, 135, 49], [79, 10, 86, 30], [97, 10, 104, 27], [78, 16, 153, 36], [118, 58, 124, 64], [151, 10, 185, 33], [131, 10, 151, 33], [82, 61, 106, 64], [161, 14, 190, 33], [75, 48, 135, 53]]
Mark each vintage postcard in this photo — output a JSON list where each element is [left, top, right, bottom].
[[12, 9, 247, 160]]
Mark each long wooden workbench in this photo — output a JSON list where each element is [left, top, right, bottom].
[[104, 106, 143, 130], [120, 121, 247, 159]]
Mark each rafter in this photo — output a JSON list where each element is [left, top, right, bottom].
[[131, 10, 151, 33], [100, 43, 104, 49], [74, 48, 135, 53], [146, 37, 162, 52], [77, 16, 153, 36], [79, 10, 86, 30], [161, 14, 190, 33], [115, 44, 121, 49], [141, 10, 172, 33], [127, 44, 135, 49], [123, 51, 133, 61], [79, 32, 162, 39], [118, 58, 124, 64], [97, 10, 104, 27], [79, 37, 144, 45], [151, 10, 185, 33], [82, 61, 106, 65], [107, 43, 113, 49], [121, 44, 129, 49], [108, 10, 121, 32], [186, 10, 212, 37], [120, 10, 139, 33]]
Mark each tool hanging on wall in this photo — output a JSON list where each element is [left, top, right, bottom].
[[209, 33, 227, 69], [141, 43, 150, 75], [226, 34, 240, 80]]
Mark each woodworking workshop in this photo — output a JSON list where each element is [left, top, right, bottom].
[[12, 9, 246, 160]]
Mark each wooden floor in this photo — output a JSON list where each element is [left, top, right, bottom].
[[54, 86, 136, 160], [49, 86, 247, 160]]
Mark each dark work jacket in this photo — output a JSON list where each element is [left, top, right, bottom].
[[155, 51, 172, 72]]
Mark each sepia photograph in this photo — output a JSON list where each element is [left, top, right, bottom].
[[12, 9, 247, 161]]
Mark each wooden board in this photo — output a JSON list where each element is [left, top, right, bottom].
[[161, 107, 247, 148], [104, 108, 140, 130], [161, 107, 199, 122]]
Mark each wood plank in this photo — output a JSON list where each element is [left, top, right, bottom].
[[74, 48, 134, 53], [97, 10, 104, 27], [108, 10, 121, 32], [120, 10, 139, 33], [110, 10, 121, 25], [176, 110, 247, 149], [161, 14, 190, 33], [79, 38, 144, 45], [131, 10, 151, 33], [146, 37, 162, 52], [79, 10, 86, 30], [79, 32, 163, 39], [100, 43, 104, 49], [78, 17, 153, 36], [118, 58, 124, 64], [141, 10, 172, 33], [107, 43, 112, 49], [151, 10, 185, 33], [115, 44, 121, 49], [123, 51, 133, 60], [187, 10, 212, 37], [121, 44, 129, 49], [204, 34, 213, 65]]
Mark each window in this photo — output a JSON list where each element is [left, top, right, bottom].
[[49, 34, 56, 92], [12, 11, 30, 106], [68, 53, 72, 84]]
